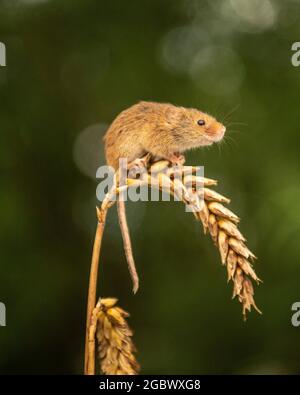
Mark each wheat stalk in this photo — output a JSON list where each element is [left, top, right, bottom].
[[96, 298, 140, 375]]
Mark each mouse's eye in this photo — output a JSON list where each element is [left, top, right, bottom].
[[197, 119, 205, 126]]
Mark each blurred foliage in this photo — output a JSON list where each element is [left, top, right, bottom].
[[0, 0, 300, 374]]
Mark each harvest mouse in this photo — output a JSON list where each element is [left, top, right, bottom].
[[104, 101, 226, 169], [103, 101, 226, 293]]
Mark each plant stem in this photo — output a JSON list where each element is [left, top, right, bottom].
[[84, 207, 107, 375]]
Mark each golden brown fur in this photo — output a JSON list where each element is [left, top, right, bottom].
[[104, 101, 226, 169]]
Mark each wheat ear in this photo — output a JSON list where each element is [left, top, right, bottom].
[[157, 165, 262, 319], [96, 298, 140, 375], [193, 185, 262, 320]]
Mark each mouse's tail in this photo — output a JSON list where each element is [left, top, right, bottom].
[[117, 197, 139, 293]]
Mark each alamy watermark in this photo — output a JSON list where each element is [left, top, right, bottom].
[[291, 302, 300, 327], [0, 42, 6, 66], [96, 159, 205, 211], [291, 42, 300, 67], [0, 302, 6, 326]]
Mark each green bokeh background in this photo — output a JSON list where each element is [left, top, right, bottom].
[[1, 0, 300, 374]]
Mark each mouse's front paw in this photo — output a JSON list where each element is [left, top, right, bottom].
[[168, 153, 185, 166]]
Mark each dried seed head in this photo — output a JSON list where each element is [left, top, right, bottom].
[[193, 177, 261, 318], [96, 298, 140, 375]]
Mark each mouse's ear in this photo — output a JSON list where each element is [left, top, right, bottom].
[[165, 106, 184, 124]]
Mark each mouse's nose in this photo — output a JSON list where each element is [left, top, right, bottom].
[[221, 125, 226, 134]]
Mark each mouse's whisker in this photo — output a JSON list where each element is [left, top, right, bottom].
[[225, 121, 247, 128], [226, 129, 243, 136], [223, 134, 239, 149], [221, 104, 241, 123]]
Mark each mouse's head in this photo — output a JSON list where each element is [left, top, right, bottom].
[[169, 106, 226, 150]]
